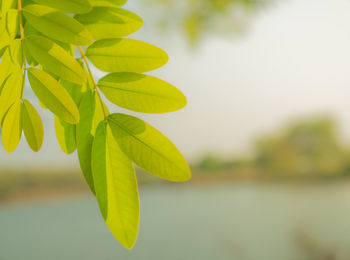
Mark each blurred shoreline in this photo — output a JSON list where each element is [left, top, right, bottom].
[[2, 167, 350, 206]]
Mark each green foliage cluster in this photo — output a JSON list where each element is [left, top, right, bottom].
[[0, 0, 190, 248], [254, 118, 350, 177], [147, 0, 273, 45]]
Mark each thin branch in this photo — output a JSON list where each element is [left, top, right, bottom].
[[18, 0, 26, 100]]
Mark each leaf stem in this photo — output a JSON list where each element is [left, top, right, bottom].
[[78, 46, 108, 119], [18, 0, 26, 100]]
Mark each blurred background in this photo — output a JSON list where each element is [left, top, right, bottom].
[[3, 0, 350, 259]]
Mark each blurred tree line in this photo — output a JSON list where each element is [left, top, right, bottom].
[[195, 118, 350, 179]]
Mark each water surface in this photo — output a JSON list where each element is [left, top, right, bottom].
[[1, 183, 350, 259]]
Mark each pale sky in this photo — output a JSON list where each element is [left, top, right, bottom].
[[2, 0, 350, 169]]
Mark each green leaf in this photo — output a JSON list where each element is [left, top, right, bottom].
[[55, 116, 77, 154], [1, 0, 16, 16], [25, 35, 87, 84], [2, 100, 22, 153], [0, 9, 18, 51], [21, 99, 44, 152], [28, 68, 80, 124], [0, 40, 22, 88], [23, 4, 94, 46], [0, 68, 23, 124], [7, 39, 23, 66], [75, 7, 143, 40], [92, 121, 139, 249], [89, 0, 126, 8], [108, 113, 191, 182], [5, 9, 18, 40], [86, 38, 169, 73], [60, 79, 87, 106], [23, 23, 39, 66], [98, 72, 187, 113], [30, 0, 92, 14], [92, 91, 109, 133], [77, 91, 95, 193]]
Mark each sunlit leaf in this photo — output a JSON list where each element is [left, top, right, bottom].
[[23, 4, 94, 46], [0, 9, 18, 51], [28, 68, 80, 124], [89, 0, 126, 8], [108, 113, 191, 181], [7, 39, 23, 66], [55, 116, 77, 154], [98, 72, 187, 113], [60, 78, 87, 106], [25, 35, 87, 84], [21, 99, 44, 152], [2, 100, 22, 153], [30, 0, 92, 14], [92, 91, 109, 133], [92, 121, 139, 249], [0, 68, 23, 124], [1, 0, 17, 15], [86, 38, 169, 73], [5, 9, 18, 40], [77, 90, 95, 193], [75, 7, 143, 40], [0, 40, 22, 88]]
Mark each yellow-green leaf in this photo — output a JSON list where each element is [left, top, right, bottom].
[[86, 38, 169, 73], [0, 40, 22, 88], [31, 0, 92, 14], [23, 4, 94, 46], [0, 9, 18, 51], [0, 68, 23, 124], [89, 0, 126, 8], [5, 9, 18, 40], [75, 7, 143, 40], [92, 121, 139, 249], [25, 35, 87, 84], [98, 72, 187, 113], [1, 0, 16, 16], [21, 99, 44, 152], [77, 91, 95, 193], [60, 79, 87, 106], [28, 68, 80, 124], [108, 113, 191, 182], [2, 100, 22, 153], [55, 116, 76, 154], [7, 39, 23, 66], [92, 92, 109, 134]]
